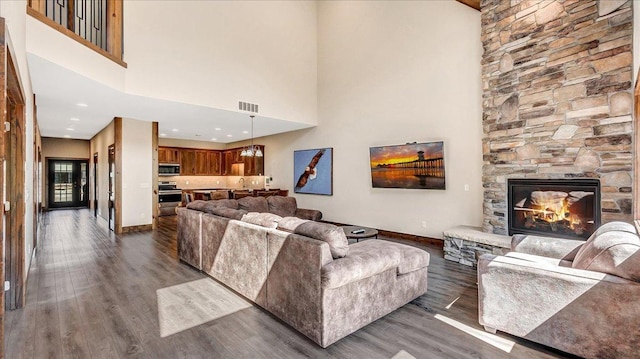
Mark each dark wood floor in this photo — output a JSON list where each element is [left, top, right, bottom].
[[4, 210, 575, 358]]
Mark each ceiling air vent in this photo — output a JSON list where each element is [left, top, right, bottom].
[[239, 101, 259, 113]]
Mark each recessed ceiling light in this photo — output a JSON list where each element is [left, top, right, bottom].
[[242, 131, 249, 134], [70, 117, 80, 121], [76, 103, 88, 107], [226, 134, 232, 137], [215, 128, 222, 131], [211, 138, 217, 141], [171, 129, 179, 132], [63, 135, 71, 138], [159, 133, 167, 137], [66, 127, 75, 131]]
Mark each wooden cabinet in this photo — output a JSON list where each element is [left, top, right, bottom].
[[158, 145, 261, 176], [194, 150, 210, 175], [158, 147, 180, 164], [180, 150, 196, 175], [210, 151, 222, 175]]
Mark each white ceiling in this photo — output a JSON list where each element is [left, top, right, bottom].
[[27, 54, 313, 142]]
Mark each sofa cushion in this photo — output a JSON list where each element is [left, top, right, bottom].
[[186, 200, 208, 211], [321, 240, 402, 289], [241, 212, 282, 229], [237, 196, 269, 213], [395, 243, 431, 274], [267, 196, 297, 217], [277, 216, 309, 232], [572, 230, 640, 281], [207, 207, 247, 220], [204, 199, 239, 210], [294, 221, 349, 259]]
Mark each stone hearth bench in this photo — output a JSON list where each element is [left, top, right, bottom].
[[443, 226, 510, 267]]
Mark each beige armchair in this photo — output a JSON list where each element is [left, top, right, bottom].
[[477, 222, 640, 358]]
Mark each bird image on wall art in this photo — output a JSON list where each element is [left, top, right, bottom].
[[295, 149, 326, 190]]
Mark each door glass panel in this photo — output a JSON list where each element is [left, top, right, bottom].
[[80, 162, 87, 202], [54, 162, 74, 203]]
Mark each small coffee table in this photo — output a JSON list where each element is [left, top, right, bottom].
[[342, 225, 378, 243]]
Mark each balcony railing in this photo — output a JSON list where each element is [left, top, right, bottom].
[[27, 0, 125, 67]]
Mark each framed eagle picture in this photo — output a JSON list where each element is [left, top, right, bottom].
[[293, 148, 333, 195]]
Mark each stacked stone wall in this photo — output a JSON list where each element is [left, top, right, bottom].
[[481, 0, 634, 234]]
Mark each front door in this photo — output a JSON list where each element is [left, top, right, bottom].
[[48, 159, 89, 208]]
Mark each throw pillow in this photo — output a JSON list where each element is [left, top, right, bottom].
[[241, 212, 282, 229], [204, 199, 239, 210], [278, 216, 309, 232], [208, 207, 247, 220], [266, 196, 297, 217], [186, 200, 208, 211], [572, 230, 640, 281], [237, 196, 269, 213], [294, 221, 349, 258]]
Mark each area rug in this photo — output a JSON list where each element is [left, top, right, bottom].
[[156, 278, 252, 337]]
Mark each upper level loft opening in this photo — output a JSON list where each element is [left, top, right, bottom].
[[27, 0, 126, 67]]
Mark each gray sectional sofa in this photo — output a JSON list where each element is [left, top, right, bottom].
[[177, 196, 430, 347], [478, 221, 640, 358]]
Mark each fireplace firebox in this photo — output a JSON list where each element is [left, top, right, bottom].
[[508, 179, 601, 240]]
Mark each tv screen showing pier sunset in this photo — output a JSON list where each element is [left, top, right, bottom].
[[369, 141, 445, 190]]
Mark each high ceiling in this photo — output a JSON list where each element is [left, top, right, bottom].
[[28, 54, 313, 142]]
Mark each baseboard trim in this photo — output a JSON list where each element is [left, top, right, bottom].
[[122, 224, 153, 233], [322, 220, 443, 249]]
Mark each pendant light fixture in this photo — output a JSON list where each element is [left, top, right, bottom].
[[241, 115, 262, 157]]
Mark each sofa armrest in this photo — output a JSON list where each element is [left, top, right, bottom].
[[265, 230, 332, 345], [295, 208, 323, 221], [478, 253, 640, 357], [511, 234, 584, 260]]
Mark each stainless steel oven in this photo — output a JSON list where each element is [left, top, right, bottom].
[[159, 163, 180, 176], [158, 181, 182, 216]]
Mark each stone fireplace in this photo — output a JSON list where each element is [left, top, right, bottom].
[[481, 0, 633, 236], [508, 178, 601, 240]]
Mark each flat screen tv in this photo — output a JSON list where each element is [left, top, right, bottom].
[[369, 141, 445, 190]]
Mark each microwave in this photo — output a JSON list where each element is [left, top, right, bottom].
[[159, 163, 181, 176]]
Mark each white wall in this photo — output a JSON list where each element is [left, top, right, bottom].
[[121, 118, 153, 227], [1, 0, 37, 279], [123, 0, 317, 125], [42, 137, 90, 159], [233, 1, 483, 238], [24, 1, 318, 127]]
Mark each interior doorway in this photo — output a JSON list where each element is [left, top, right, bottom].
[[47, 159, 89, 209], [108, 145, 115, 231], [93, 153, 98, 217]]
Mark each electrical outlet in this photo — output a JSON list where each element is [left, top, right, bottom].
[[421, 221, 427, 228], [216, 180, 220, 185], [186, 180, 189, 185], [464, 184, 470, 191]]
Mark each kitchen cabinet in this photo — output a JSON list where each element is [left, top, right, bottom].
[[194, 150, 210, 175], [210, 151, 222, 175], [158, 147, 180, 164], [180, 150, 196, 175], [158, 145, 261, 176]]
